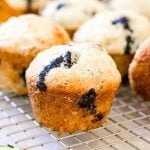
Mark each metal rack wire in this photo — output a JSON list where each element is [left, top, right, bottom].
[[0, 86, 150, 150]]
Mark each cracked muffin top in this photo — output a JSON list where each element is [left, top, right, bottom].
[[73, 11, 150, 55], [26, 43, 121, 94], [0, 14, 70, 58], [41, 0, 107, 31]]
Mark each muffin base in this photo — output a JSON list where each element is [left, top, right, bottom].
[[0, 51, 29, 95], [0, 60, 27, 95], [28, 86, 117, 134], [111, 54, 134, 79]]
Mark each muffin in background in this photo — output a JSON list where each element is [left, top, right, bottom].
[[0, 14, 70, 94], [41, 0, 108, 37], [26, 43, 121, 133], [0, 0, 20, 23], [5, 0, 50, 14], [129, 38, 150, 100], [110, 0, 150, 20], [73, 11, 150, 78]]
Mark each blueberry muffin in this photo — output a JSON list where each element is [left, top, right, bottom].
[[26, 43, 121, 133], [41, 0, 107, 36], [5, 0, 50, 13], [110, 0, 150, 20], [129, 38, 150, 100], [0, 0, 20, 23], [0, 14, 70, 94], [73, 11, 150, 78]]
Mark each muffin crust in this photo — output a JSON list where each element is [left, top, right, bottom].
[[26, 43, 121, 133]]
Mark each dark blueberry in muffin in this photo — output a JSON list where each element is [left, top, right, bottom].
[[37, 51, 73, 91], [56, 3, 66, 10], [36, 55, 64, 91], [49, 55, 64, 69], [63, 51, 72, 68], [112, 16, 133, 32], [92, 112, 104, 122], [125, 35, 134, 54], [36, 81, 47, 91], [112, 16, 134, 54], [78, 88, 97, 114]]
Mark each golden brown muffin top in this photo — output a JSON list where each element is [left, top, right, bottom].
[[41, 0, 107, 31], [0, 14, 70, 56], [26, 43, 121, 94], [73, 11, 150, 55]]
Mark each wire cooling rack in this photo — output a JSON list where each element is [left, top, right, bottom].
[[0, 86, 150, 150]]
